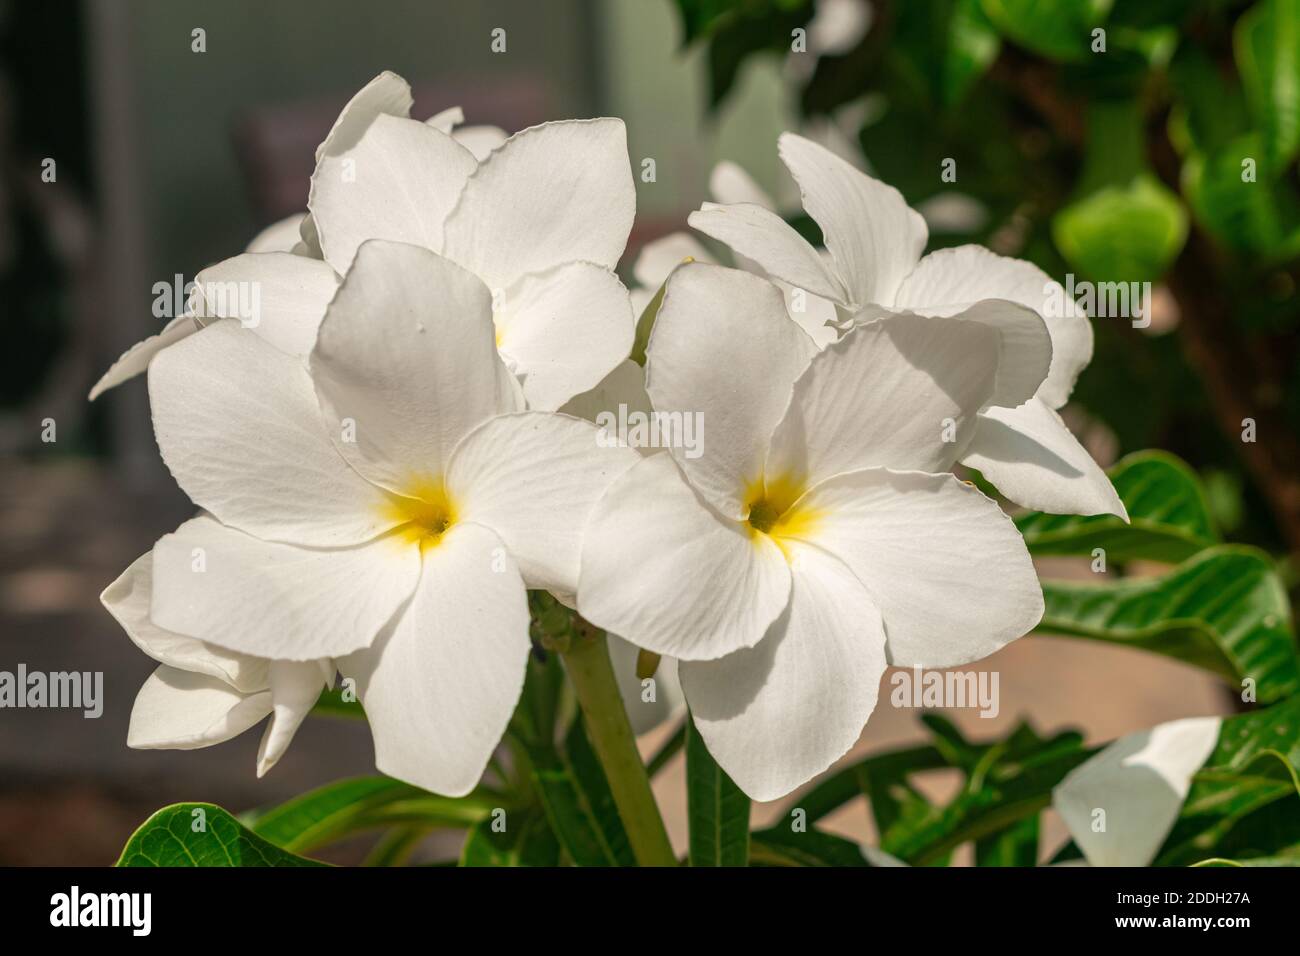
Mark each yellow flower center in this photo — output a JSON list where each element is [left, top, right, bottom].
[[744, 473, 820, 555], [382, 477, 458, 550]]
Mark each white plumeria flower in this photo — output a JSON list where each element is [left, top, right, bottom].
[[91, 71, 634, 413], [128, 239, 636, 795], [630, 161, 841, 347], [1052, 716, 1222, 867], [689, 132, 1126, 519], [307, 71, 635, 411], [103, 552, 331, 777], [577, 262, 1044, 800]]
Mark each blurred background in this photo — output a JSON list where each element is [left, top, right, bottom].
[[1, 0, 1294, 864]]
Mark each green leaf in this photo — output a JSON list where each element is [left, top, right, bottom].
[[1182, 134, 1300, 257], [781, 744, 946, 828], [117, 803, 326, 867], [1037, 544, 1300, 702], [248, 776, 495, 853], [1016, 450, 1218, 562], [881, 720, 1091, 865], [530, 717, 636, 866], [1154, 697, 1300, 866], [980, 0, 1112, 62], [686, 715, 750, 866], [1235, 0, 1300, 170], [647, 720, 687, 777], [460, 809, 560, 867], [1052, 173, 1189, 283], [310, 686, 365, 719], [750, 827, 870, 866], [893, 0, 1000, 108], [975, 816, 1039, 866]]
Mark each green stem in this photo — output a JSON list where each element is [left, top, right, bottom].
[[560, 621, 677, 867]]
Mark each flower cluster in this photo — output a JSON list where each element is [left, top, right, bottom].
[[97, 72, 1120, 803]]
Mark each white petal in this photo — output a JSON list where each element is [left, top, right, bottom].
[[647, 262, 817, 518], [578, 453, 791, 661], [774, 279, 840, 348], [128, 665, 271, 750], [314, 71, 413, 162], [310, 241, 520, 491], [709, 160, 775, 208], [1053, 716, 1222, 867], [245, 213, 310, 254], [894, 245, 1093, 408], [849, 299, 1049, 413], [88, 316, 197, 400], [962, 399, 1127, 518], [441, 119, 635, 289], [190, 252, 339, 358], [787, 468, 1043, 668], [447, 412, 640, 595], [453, 125, 509, 161], [766, 311, 1000, 488], [558, 359, 652, 429], [425, 105, 463, 132], [257, 660, 333, 776], [681, 542, 887, 801], [687, 202, 849, 304], [341, 522, 530, 796], [632, 232, 713, 290], [495, 262, 635, 411], [608, 635, 685, 736], [778, 132, 927, 306], [309, 113, 477, 272], [149, 320, 392, 547], [102, 553, 268, 693], [150, 515, 421, 660]]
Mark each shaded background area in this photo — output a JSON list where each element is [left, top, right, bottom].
[[0, 0, 1276, 864]]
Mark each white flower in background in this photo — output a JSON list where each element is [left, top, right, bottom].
[[690, 133, 1125, 519], [103, 553, 330, 776], [1052, 716, 1222, 867], [91, 71, 635, 412], [308, 71, 635, 410], [125, 239, 636, 794], [578, 262, 1044, 799]]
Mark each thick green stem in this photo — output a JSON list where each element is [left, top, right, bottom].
[[561, 621, 677, 867]]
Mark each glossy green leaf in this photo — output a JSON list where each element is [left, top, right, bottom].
[[460, 809, 560, 867], [1235, 0, 1300, 170], [686, 715, 750, 866], [1037, 545, 1300, 702], [117, 803, 326, 867], [1155, 697, 1300, 866], [1016, 451, 1218, 562], [248, 776, 495, 853], [1052, 173, 1188, 283]]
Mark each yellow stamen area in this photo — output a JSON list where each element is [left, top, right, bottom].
[[743, 473, 821, 556], [382, 477, 458, 551]]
